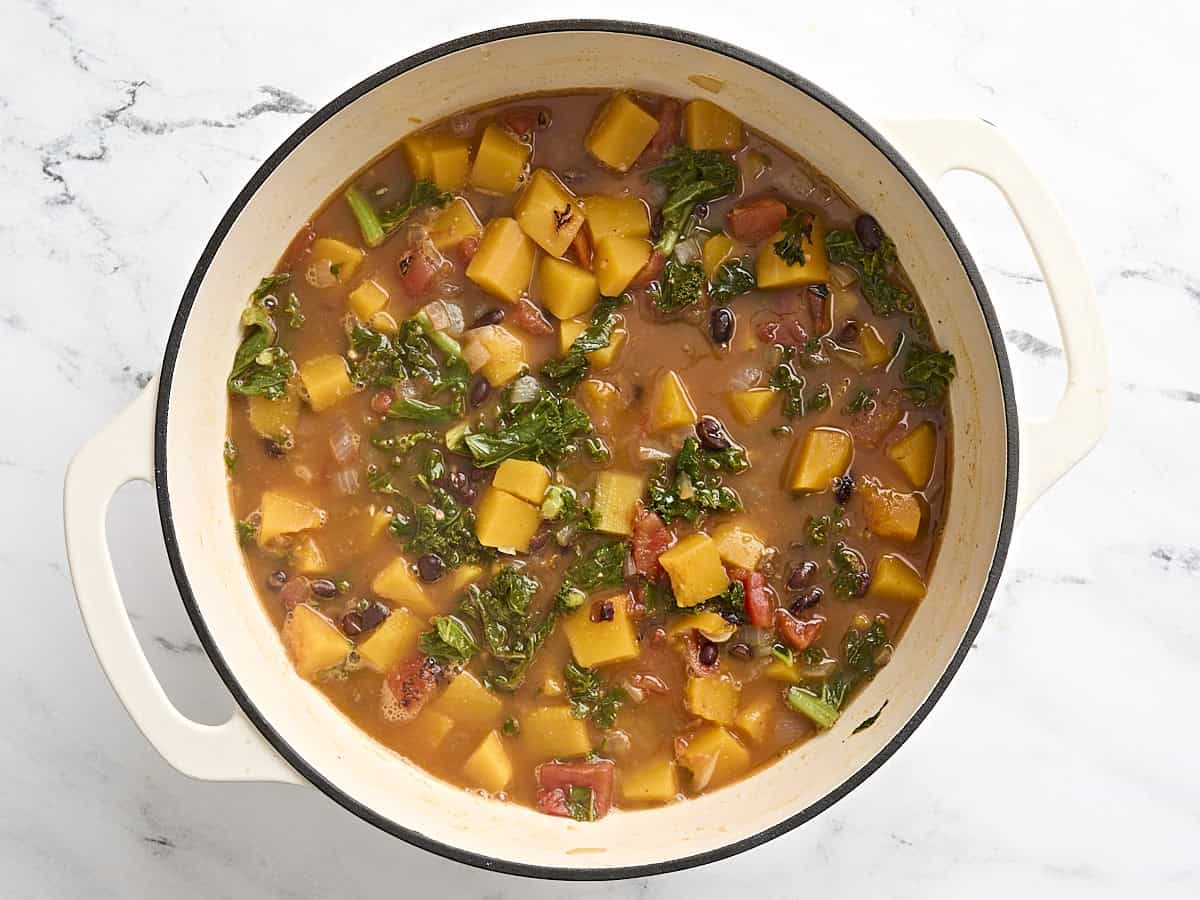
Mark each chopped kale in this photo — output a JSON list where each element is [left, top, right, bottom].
[[236, 516, 258, 545], [708, 258, 756, 304], [464, 385, 593, 468], [646, 145, 738, 256], [830, 542, 869, 597], [852, 701, 888, 734], [418, 613, 478, 663], [227, 289, 294, 400], [564, 661, 626, 729], [646, 436, 747, 525], [649, 258, 705, 312], [346, 179, 451, 247], [501, 717, 521, 737], [541, 485, 599, 547], [542, 296, 627, 392], [901, 344, 956, 407], [825, 226, 929, 337], [773, 212, 815, 266], [388, 450, 489, 568], [806, 506, 846, 546]]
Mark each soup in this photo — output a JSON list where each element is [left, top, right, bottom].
[[223, 90, 955, 820]]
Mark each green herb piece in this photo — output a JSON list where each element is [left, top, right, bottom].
[[825, 227, 929, 337], [707, 579, 746, 623], [418, 613, 478, 663], [584, 437, 611, 462], [223, 439, 238, 471], [227, 280, 295, 400], [541, 485, 599, 547], [386, 397, 460, 423], [464, 386, 592, 468], [830, 542, 869, 597], [501, 718, 521, 737], [346, 179, 451, 248], [564, 661, 626, 729], [806, 506, 845, 546], [785, 686, 841, 729], [371, 431, 434, 459], [846, 386, 878, 414], [901, 344, 956, 407], [565, 785, 596, 822], [251, 274, 290, 302], [236, 516, 257, 545], [770, 352, 806, 417], [852, 701, 888, 734], [708, 258, 756, 304], [809, 382, 832, 413], [542, 296, 627, 392], [556, 540, 628, 602], [649, 258, 705, 312], [281, 292, 304, 329], [773, 212, 815, 266], [645, 145, 738, 256], [646, 436, 747, 525], [389, 450, 489, 568]]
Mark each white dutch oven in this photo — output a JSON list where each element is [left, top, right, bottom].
[[63, 22, 1109, 879]]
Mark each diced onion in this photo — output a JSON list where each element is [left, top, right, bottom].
[[329, 420, 360, 465], [421, 300, 452, 332], [637, 445, 672, 462], [829, 263, 858, 288], [332, 467, 361, 496], [305, 258, 337, 288], [442, 302, 465, 337], [729, 367, 764, 393], [509, 375, 540, 405], [688, 753, 719, 793], [462, 336, 491, 374]]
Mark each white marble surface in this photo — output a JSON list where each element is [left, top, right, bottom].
[[3, 0, 1198, 896]]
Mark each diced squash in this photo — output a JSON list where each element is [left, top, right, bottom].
[[282, 604, 351, 678], [371, 557, 434, 615], [620, 757, 679, 804], [405, 709, 454, 749], [429, 136, 470, 192], [367, 509, 393, 539], [514, 169, 585, 257], [726, 388, 777, 425], [764, 657, 801, 683], [788, 427, 853, 493], [347, 278, 390, 320], [445, 563, 485, 594], [686, 675, 741, 726], [563, 592, 640, 667], [520, 706, 592, 762], [538, 255, 600, 320], [465, 217, 536, 303], [357, 607, 425, 672], [579, 379, 625, 424], [429, 198, 482, 252], [756, 217, 829, 289], [733, 697, 775, 744], [247, 386, 300, 440], [712, 522, 767, 571], [862, 478, 922, 542], [583, 194, 649, 241], [299, 354, 355, 412], [431, 671, 504, 734], [290, 535, 328, 574], [401, 133, 436, 180], [475, 486, 541, 551], [467, 324, 528, 387], [560, 317, 626, 369], [861, 324, 892, 368], [702, 233, 734, 280], [684, 99, 743, 151], [887, 421, 937, 489], [677, 725, 751, 789], [650, 370, 699, 432], [869, 553, 928, 603], [310, 238, 363, 283], [584, 93, 659, 172], [666, 611, 736, 643], [463, 730, 512, 793], [258, 491, 325, 545], [469, 124, 530, 194], [492, 459, 550, 505], [659, 533, 730, 608], [593, 235, 652, 296], [367, 311, 399, 334], [592, 471, 643, 536]]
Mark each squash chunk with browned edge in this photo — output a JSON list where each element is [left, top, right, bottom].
[[888, 421, 937, 489], [789, 427, 854, 493], [620, 757, 679, 804], [592, 471, 643, 535], [756, 216, 829, 289], [650, 370, 699, 432], [357, 607, 425, 672], [520, 706, 592, 762], [466, 217, 536, 303], [538, 255, 599, 320], [677, 725, 751, 789], [475, 486, 541, 551], [869, 554, 928, 603], [594, 235, 651, 296], [299, 354, 354, 412], [563, 592, 640, 667], [659, 533, 730, 608], [491, 459, 550, 505], [283, 604, 350, 678], [585, 94, 659, 172], [861, 477, 923, 542], [371, 557, 435, 616], [258, 491, 325, 546], [583, 194, 649, 241], [684, 100, 743, 151], [463, 730, 512, 793], [469, 124, 530, 194], [514, 169, 585, 257]]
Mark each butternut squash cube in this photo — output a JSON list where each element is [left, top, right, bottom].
[[659, 533, 730, 608], [677, 725, 751, 789], [258, 491, 325, 545], [401, 133, 436, 180], [887, 421, 937, 489], [861, 323, 893, 368], [429, 136, 470, 192], [492, 459, 550, 505], [702, 233, 734, 280], [347, 278, 389, 320], [584, 93, 659, 172], [563, 592, 640, 668], [405, 709, 454, 749], [684, 99, 743, 151], [764, 657, 801, 683], [469, 124, 530, 194], [357, 607, 425, 672], [869, 553, 927, 603], [468, 324, 528, 387], [756, 217, 829, 289], [520, 706, 592, 762], [726, 388, 777, 425], [712, 522, 767, 571], [733, 697, 775, 744], [788, 427, 854, 493], [367, 311, 399, 335], [582, 194, 650, 241], [579, 379, 626, 424], [685, 675, 741, 726], [620, 757, 679, 805], [650, 370, 699, 432], [538, 255, 599, 320], [371, 557, 434, 615], [862, 478, 922, 542], [431, 671, 504, 734], [475, 486, 541, 552], [560, 317, 626, 369], [592, 471, 643, 536], [310, 237, 363, 283], [282, 604, 351, 679], [368, 509, 393, 539], [463, 730, 512, 793], [248, 386, 300, 440], [429, 198, 482, 252], [299, 354, 355, 412], [593, 235, 651, 296], [514, 169, 585, 257], [465, 217, 536, 303], [445, 563, 485, 594], [290, 535, 328, 574]]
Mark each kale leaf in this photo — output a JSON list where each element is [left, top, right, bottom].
[[418, 614, 479, 663], [901, 344, 956, 407], [649, 258, 705, 312], [541, 485, 599, 547], [708, 258, 756, 305], [227, 283, 295, 400], [346, 179, 451, 247], [646, 436, 747, 525], [645, 146, 738, 256], [829, 541, 869, 598], [464, 385, 593, 467], [825, 226, 929, 337], [773, 212, 815, 266], [564, 661, 626, 729], [542, 296, 627, 393]]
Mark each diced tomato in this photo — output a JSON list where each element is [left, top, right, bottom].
[[756, 319, 780, 344], [632, 505, 673, 579], [457, 235, 479, 264], [848, 388, 905, 448], [569, 224, 593, 270], [501, 106, 549, 137], [535, 760, 616, 819], [640, 98, 681, 164], [806, 283, 831, 335], [774, 608, 824, 652], [726, 196, 788, 243], [398, 241, 443, 298], [510, 298, 554, 335], [380, 656, 442, 723], [630, 249, 666, 289], [737, 570, 772, 628]]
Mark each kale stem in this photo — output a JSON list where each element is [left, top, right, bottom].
[[413, 310, 463, 359], [785, 686, 841, 729], [345, 186, 385, 248]]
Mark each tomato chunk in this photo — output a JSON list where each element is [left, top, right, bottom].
[[535, 760, 615, 819], [774, 608, 824, 652], [380, 656, 442, 723], [726, 196, 788, 243], [639, 98, 681, 165], [398, 241, 443, 298], [737, 570, 772, 628], [632, 505, 673, 579], [511, 297, 554, 335]]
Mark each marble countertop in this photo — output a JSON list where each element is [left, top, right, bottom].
[[4, 0, 1198, 896]]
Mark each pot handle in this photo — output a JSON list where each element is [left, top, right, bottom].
[[64, 383, 304, 785], [881, 119, 1109, 519]]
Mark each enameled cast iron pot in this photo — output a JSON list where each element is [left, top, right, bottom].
[[64, 21, 1109, 880]]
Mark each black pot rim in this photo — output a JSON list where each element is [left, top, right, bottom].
[[154, 18, 1018, 882]]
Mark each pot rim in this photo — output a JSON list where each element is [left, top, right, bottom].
[[153, 18, 1019, 881]]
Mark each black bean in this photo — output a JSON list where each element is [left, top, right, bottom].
[[447, 469, 476, 504], [832, 474, 855, 505], [416, 554, 446, 583], [791, 587, 824, 614], [787, 561, 819, 590], [310, 578, 338, 599], [468, 377, 491, 408], [698, 639, 719, 667], [359, 601, 390, 632], [473, 307, 505, 327], [729, 641, 753, 661], [855, 214, 884, 252], [266, 570, 288, 591], [340, 611, 363, 636], [695, 416, 732, 451], [710, 306, 735, 344], [591, 599, 615, 623]]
